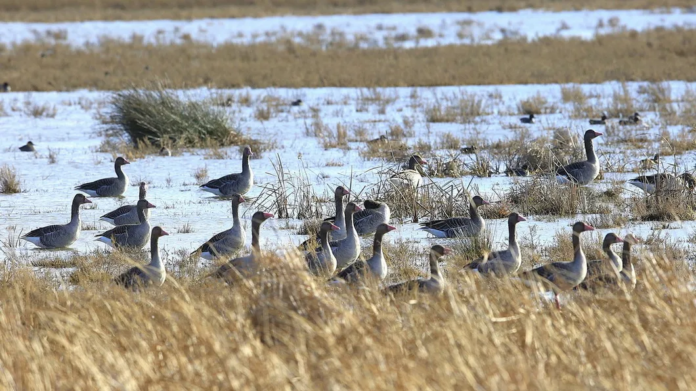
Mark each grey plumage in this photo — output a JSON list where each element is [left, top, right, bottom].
[[200, 146, 254, 196], [100, 182, 150, 226], [555, 129, 602, 185], [95, 199, 155, 249], [22, 194, 92, 248], [114, 226, 169, 289], [75, 156, 130, 197]]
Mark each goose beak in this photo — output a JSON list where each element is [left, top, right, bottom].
[[123, 159, 131, 164], [161, 229, 170, 236], [517, 215, 527, 222], [616, 236, 624, 243], [263, 212, 274, 219], [342, 189, 351, 195], [83, 199, 92, 204], [147, 202, 156, 208], [584, 223, 595, 231], [354, 205, 363, 212], [387, 225, 397, 232], [481, 199, 490, 205], [443, 247, 452, 255], [238, 196, 246, 203], [330, 224, 340, 231]]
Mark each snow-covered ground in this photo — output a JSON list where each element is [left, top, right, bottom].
[[1, 81, 694, 265], [2, 9, 696, 48]]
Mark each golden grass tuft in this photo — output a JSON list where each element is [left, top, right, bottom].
[[0, 164, 22, 194]]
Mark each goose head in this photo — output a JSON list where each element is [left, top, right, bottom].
[[152, 226, 170, 238], [572, 221, 595, 235], [375, 223, 397, 235], [430, 244, 451, 257], [74, 193, 92, 205], [115, 156, 130, 166], [472, 195, 490, 207], [603, 233, 624, 247], [409, 154, 428, 167], [508, 212, 527, 225], [584, 129, 603, 140], [252, 211, 274, 224], [346, 202, 364, 214], [622, 234, 642, 245], [335, 186, 350, 197], [137, 199, 156, 210], [320, 221, 341, 233], [242, 146, 254, 157]]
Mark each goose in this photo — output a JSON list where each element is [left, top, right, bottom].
[[463, 213, 526, 275], [589, 113, 608, 125], [460, 146, 478, 154], [619, 112, 641, 125], [383, 245, 450, 295], [390, 155, 427, 189], [22, 194, 92, 248], [329, 202, 363, 270], [419, 195, 489, 238], [100, 182, 150, 226], [618, 234, 640, 290], [555, 129, 602, 185], [367, 135, 388, 145], [336, 223, 396, 283], [1, 82, 9, 92], [577, 233, 624, 290], [306, 221, 340, 277], [520, 113, 535, 124], [628, 173, 692, 194], [291, 99, 303, 106], [209, 211, 274, 280], [298, 186, 351, 250], [95, 199, 155, 249], [353, 200, 390, 236], [19, 141, 35, 152], [193, 194, 246, 260], [159, 147, 171, 156], [519, 222, 595, 307], [506, 164, 530, 177], [639, 154, 660, 170], [200, 146, 254, 196], [113, 226, 169, 289], [75, 156, 130, 197]]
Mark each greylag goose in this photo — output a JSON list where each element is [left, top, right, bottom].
[[618, 234, 639, 290], [75, 156, 130, 197], [639, 154, 659, 170], [329, 202, 363, 270], [291, 99, 303, 106], [209, 211, 274, 280], [555, 129, 602, 185], [22, 194, 92, 248], [100, 182, 150, 226], [113, 226, 169, 289], [353, 200, 390, 236], [463, 212, 526, 275], [19, 141, 35, 152], [577, 233, 623, 290], [367, 135, 388, 145], [384, 245, 450, 295], [589, 113, 608, 125], [519, 222, 594, 306], [306, 221, 340, 277], [520, 113, 535, 124], [200, 146, 254, 196], [193, 194, 246, 260], [506, 164, 530, 177], [1, 82, 9, 92], [298, 186, 351, 250], [628, 173, 692, 194], [460, 146, 478, 154], [336, 223, 396, 283], [619, 112, 641, 125], [390, 155, 427, 189], [95, 199, 155, 249], [419, 195, 489, 238], [159, 147, 171, 156]]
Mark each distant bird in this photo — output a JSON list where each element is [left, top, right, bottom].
[[506, 164, 530, 177], [159, 147, 171, 157], [21, 194, 92, 249], [19, 141, 36, 152], [193, 194, 246, 260], [419, 195, 489, 238], [520, 113, 535, 124], [336, 223, 396, 283], [390, 154, 427, 189], [75, 156, 130, 197], [291, 99, 303, 106], [619, 112, 641, 125], [113, 226, 169, 289], [1, 82, 10, 92], [95, 199, 155, 249], [100, 182, 150, 226], [589, 113, 608, 125], [463, 213, 527, 276], [639, 154, 660, 170], [367, 135, 388, 145], [555, 129, 602, 185], [460, 146, 478, 154], [200, 146, 254, 196], [628, 173, 694, 194], [297, 186, 351, 250], [384, 245, 450, 295]]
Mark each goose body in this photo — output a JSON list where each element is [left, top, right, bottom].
[[75, 156, 130, 197], [298, 186, 350, 250], [619, 112, 641, 125], [390, 155, 427, 190], [19, 141, 35, 152], [352, 200, 390, 236], [159, 147, 171, 156], [193, 195, 246, 260], [200, 146, 254, 196], [639, 154, 660, 170], [306, 222, 340, 277], [520, 114, 535, 124], [95, 199, 155, 249], [628, 173, 692, 194], [384, 245, 450, 295], [420, 195, 488, 238], [506, 164, 530, 177], [577, 233, 624, 290], [618, 234, 639, 290], [100, 182, 150, 226], [464, 213, 526, 275], [337, 224, 396, 283], [329, 202, 363, 270], [589, 113, 608, 125], [22, 194, 92, 248], [555, 129, 602, 185], [114, 227, 169, 288]]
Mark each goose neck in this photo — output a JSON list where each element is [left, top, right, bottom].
[[150, 235, 162, 269], [585, 137, 597, 164]]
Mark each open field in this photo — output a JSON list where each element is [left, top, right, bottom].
[[2, 0, 696, 22]]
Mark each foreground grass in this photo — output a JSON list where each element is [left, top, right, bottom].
[[0, 249, 694, 389], [5, 29, 696, 91], [1, 0, 692, 22]]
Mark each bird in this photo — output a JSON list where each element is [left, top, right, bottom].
[[383, 245, 450, 295], [327, 202, 363, 270], [390, 154, 427, 189], [19, 141, 36, 152], [113, 226, 169, 289], [192, 194, 246, 260], [555, 129, 602, 185], [99, 182, 150, 226], [21, 194, 92, 248], [617, 234, 640, 291], [208, 211, 274, 281], [589, 113, 608, 125], [577, 233, 624, 291], [619, 112, 641, 125], [1, 82, 10, 92], [353, 200, 390, 236], [305, 221, 340, 277], [159, 147, 171, 156], [367, 135, 388, 145], [75, 156, 130, 197], [336, 223, 396, 283], [520, 113, 535, 124], [298, 186, 351, 250], [506, 164, 530, 177], [200, 146, 254, 196], [628, 173, 692, 194], [463, 213, 526, 276], [460, 146, 478, 154], [419, 195, 489, 238], [518, 221, 595, 308], [95, 199, 155, 249], [291, 99, 303, 106], [639, 154, 660, 170]]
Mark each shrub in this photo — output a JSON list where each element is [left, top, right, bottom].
[[0, 165, 21, 194]]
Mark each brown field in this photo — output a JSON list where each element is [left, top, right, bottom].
[[1, 0, 692, 22], [4, 28, 696, 91]]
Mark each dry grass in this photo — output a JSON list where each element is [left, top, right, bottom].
[[0, 164, 22, 194], [7, 29, 696, 91]]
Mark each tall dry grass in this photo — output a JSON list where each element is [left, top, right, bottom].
[[6, 29, 696, 91]]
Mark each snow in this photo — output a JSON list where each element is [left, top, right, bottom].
[[2, 9, 696, 49]]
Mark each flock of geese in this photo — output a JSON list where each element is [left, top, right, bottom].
[[16, 125, 675, 302]]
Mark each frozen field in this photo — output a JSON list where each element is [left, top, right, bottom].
[[2, 8, 696, 48], [1, 81, 695, 266]]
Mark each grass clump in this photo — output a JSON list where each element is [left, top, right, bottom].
[[105, 82, 248, 148], [0, 165, 21, 194]]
